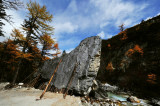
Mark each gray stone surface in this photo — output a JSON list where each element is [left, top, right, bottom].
[[127, 96, 140, 103], [39, 36, 101, 95]]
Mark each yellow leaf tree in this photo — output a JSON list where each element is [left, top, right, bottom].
[[22, 1, 54, 54]]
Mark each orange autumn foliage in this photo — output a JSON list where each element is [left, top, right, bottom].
[[21, 53, 33, 61], [3, 39, 33, 64], [126, 44, 143, 57], [11, 29, 25, 41], [42, 56, 50, 61], [119, 30, 128, 40], [126, 49, 134, 57], [40, 34, 60, 57], [5, 39, 21, 63], [54, 43, 59, 49], [106, 62, 114, 71], [121, 33, 128, 40], [134, 45, 144, 54], [107, 44, 111, 48], [147, 74, 157, 84], [0, 1, 59, 83], [41, 34, 54, 46], [1, 40, 19, 71]]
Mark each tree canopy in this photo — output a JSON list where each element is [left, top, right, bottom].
[[22, 1, 55, 56], [0, 1, 60, 84]]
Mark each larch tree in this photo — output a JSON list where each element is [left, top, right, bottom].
[[22, 1, 54, 54], [40, 34, 54, 57], [0, 1, 60, 84], [40, 34, 60, 59], [11, 29, 26, 47], [10, 29, 33, 84]]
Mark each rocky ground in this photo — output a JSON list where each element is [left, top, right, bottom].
[[80, 81, 151, 106], [0, 82, 155, 106]]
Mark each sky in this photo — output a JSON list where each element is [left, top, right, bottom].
[[0, 0, 160, 53]]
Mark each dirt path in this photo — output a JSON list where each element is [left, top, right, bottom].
[[0, 83, 82, 106]]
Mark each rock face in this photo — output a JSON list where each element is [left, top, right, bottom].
[[37, 15, 160, 101], [97, 15, 160, 99], [38, 36, 101, 95]]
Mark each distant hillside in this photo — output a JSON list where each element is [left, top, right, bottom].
[[97, 15, 160, 99]]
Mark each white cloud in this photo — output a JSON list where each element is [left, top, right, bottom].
[[1, 9, 25, 42], [66, 0, 78, 13], [106, 34, 113, 39], [66, 48, 74, 53], [54, 22, 78, 35], [157, 12, 160, 16], [90, 0, 147, 28], [0, 36, 6, 42], [0, 0, 149, 52], [97, 31, 105, 39], [145, 17, 152, 21], [100, 22, 109, 29], [46, 0, 148, 50], [97, 31, 113, 39], [123, 19, 133, 27], [58, 37, 80, 48], [52, 0, 148, 40], [46, 49, 63, 58]]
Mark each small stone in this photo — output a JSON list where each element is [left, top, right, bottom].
[[92, 102, 100, 106], [127, 96, 140, 103], [81, 98, 86, 103], [18, 83, 23, 86]]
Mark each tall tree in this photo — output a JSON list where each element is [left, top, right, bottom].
[[0, 1, 59, 84], [10, 29, 33, 84], [22, 1, 54, 53]]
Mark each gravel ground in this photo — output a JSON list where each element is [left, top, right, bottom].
[[0, 83, 82, 106]]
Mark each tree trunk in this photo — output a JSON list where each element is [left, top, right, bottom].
[[12, 59, 21, 84]]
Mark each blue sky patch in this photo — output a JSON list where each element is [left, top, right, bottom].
[[1, 0, 160, 53]]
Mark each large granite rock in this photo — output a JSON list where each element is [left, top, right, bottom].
[[39, 36, 101, 95]]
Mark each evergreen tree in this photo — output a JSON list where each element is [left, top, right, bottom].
[[0, 0, 22, 36]]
